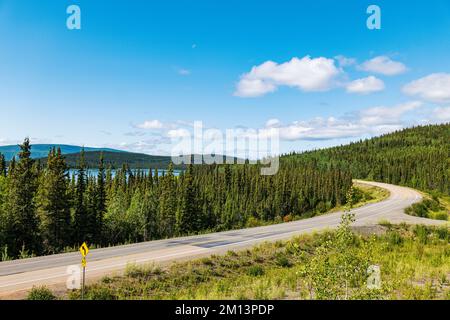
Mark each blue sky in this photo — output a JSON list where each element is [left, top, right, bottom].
[[0, 0, 449, 155]]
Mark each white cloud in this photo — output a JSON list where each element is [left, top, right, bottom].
[[403, 73, 450, 103], [234, 56, 340, 97], [265, 118, 282, 128], [358, 101, 422, 126], [261, 101, 423, 141], [346, 76, 385, 94], [0, 138, 19, 146], [235, 78, 277, 97], [359, 56, 407, 76], [135, 120, 165, 129], [431, 106, 450, 121], [167, 128, 191, 139], [335, 55, 357, 67]]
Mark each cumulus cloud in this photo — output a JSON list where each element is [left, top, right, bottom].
[[234, 56, 340, 97], [261, 101, 423, 141], [346, 76, 385, 94], [235, 78, 276, 97], [403, 73, 450, 103], [359, 56, 407, 76]]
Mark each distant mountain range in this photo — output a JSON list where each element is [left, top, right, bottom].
[[44, 151, 183, 170], [0, 144, 240, 169], [0, 144, 123, 161]]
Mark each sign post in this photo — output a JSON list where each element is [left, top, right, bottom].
[[79, 242, 89, 299]]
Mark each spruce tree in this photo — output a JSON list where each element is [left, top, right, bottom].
[[9, 156, 16, 175], [85, 178, 99, 244], [158, 163, 176, 237], [176, 164, 197, 235], [96, 153, 107, 243], [5, 138, 41, 256], [37, 148, 71, 252], [73, 148, 88, 245], [0, 153, 6, 177]]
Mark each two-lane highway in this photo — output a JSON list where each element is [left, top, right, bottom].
[[0, 180, 447, 298]]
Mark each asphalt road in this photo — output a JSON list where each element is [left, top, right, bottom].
[[0, 180, 447, 298]]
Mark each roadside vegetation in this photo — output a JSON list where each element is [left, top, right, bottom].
[[64, 220, 450, 300], [26, 286, 57, 300], [405, 194, 450, 221], [334, 182, 390, 211]]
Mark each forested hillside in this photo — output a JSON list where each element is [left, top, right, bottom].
[[36, 151, 239, 169], [286, 124, 450, 195], [0, 139, 351, 258], [37, 151, 181, 170]]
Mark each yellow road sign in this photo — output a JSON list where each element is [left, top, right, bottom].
[[81, 257, 86, 267], [79, 242, 89, 257]]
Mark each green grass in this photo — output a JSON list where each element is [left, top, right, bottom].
[[65, 223, 450, 300], [326, 182, 390, 214], [405, 194, 450, 221]]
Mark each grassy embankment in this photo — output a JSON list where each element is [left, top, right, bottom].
[[331, 182, 390, 212], [57, 221, 450, 300], [405, 193, 450, 221], [246, 182, 389, 227]]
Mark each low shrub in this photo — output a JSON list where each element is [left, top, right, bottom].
[[275, 254, 292, 268], [387, 231, 404, 246], [247, 265, 265, 277], [433, 212, 448, 221], [27, 286, 56, 300]]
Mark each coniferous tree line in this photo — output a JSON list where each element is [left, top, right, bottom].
[[286, 124, 450, 195], [0, 139, 352, 258]]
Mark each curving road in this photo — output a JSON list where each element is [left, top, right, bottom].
[[0, 180, 447, 298]]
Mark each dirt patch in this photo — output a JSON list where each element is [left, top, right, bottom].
[[351, 225, 388, 236]]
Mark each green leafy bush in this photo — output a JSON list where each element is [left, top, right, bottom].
[[27, 286, 56, 300], [247, 265, 265, 277], [275, 254, 292, 268], [405, 203, 429, 218], [405, 197, 447, 221], [433, 212, 448, 221], [435, 226, 449, 240]]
